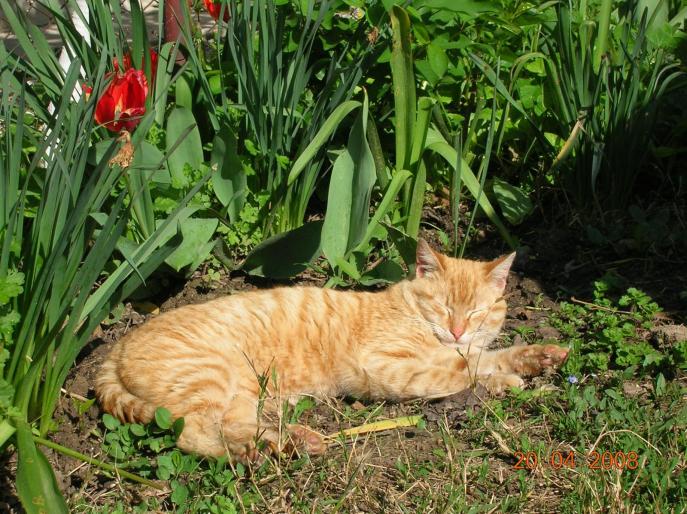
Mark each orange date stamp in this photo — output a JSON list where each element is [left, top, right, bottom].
[[513, 450, 640, 471]]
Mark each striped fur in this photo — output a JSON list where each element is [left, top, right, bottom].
[[95, 240, 568, 460]]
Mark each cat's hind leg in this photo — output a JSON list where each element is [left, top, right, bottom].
[[174, 405, 233, 458], [175, 395, 275, 462], [175, 409, 261, 461], [175, 395, 327, 462]]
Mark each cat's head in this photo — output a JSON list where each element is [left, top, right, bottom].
[[407, 239, 515, 349]]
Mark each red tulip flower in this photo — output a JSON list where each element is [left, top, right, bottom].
[[204, 0, 230, 22], [94, 68, 148, 132], [114, 49, 158, 86], [91, 49, 158, 133]]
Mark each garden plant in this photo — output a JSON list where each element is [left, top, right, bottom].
[[0, 0, 686, 512]]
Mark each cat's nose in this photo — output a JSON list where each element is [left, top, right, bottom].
[[451, 324, 465, 341]]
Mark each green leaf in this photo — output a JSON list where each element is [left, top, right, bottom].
[[427, 42, 448, 79], [593, 0, 612, 72], [415, 60, 440, 86], [171, 481, 189, 505], [175, 74, 194, 110], [347, 97, 376, 253], [15, 422, 69, 514], [491, 178, 534, 225], [322, 96, 375, 266], [165, 218, 219, 272], [287, 101, 362, 186], [0, 418, 16, 448], [360, 260, 405, 285], [335, 257, 361, 280], [655, 373, 666, 397], [241, 220, 324, 279], [385, 225, 417, 270], [322, 150, 354, 264], [129, 140, 164, 238], [172, 417, 185, 439], [157, 455, 173, 480], [102, 413, 121, 431], [130, 423, 146, 437], [425, 128, 516, 248], [354, 169, 413, 252], [211, 125, 246, 223], [406, 160, 427, 239], [366, 117, 388, 190], [155, 43, 177, 126], [131, 141, 168, 182], [0, 271, 24, 304], [390, 5, 416, 172], [0, 377, 15, 411], [424, 0, 499, 16], [409, 97, 435, 171], [155, 407, 173, 430], [166, 108, 203, 188], [129, 0, 147, 76]]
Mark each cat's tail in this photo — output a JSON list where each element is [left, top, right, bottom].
[[95, 357, 156, 424]]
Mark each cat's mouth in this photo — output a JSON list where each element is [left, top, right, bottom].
[[431, 326, 462, 346], [432, 325, 492, 350]]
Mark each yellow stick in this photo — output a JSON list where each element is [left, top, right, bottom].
[[327, 415, 422, 440]]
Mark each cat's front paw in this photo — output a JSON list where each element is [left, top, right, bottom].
[[515, 344, 569, 376], [480, 373, 525, 395]]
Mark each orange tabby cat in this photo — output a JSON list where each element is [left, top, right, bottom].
[[96, 239, 568, 461]]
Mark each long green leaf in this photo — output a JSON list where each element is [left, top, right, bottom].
[[366, 116, 388, 190], [409, 97, 435, 171], [15, 421, 69, 514], [425, 128, 516, 248], [406, 160, 427, 239], [321, 94, 375, 265], [211, 124, 246, 223], [321, 151, 354, 264], [593, 0, 612, 72], [241, 220, 324, 279], [0, 0, 63, 95], [166, 107, 203, 188], [354, 170, 413, 253], [347, 97, 376, 252], [390, 5, 416, 172], [287, 100, 361, 186]]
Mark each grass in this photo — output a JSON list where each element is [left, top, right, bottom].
[[57, 278, 687, 513]]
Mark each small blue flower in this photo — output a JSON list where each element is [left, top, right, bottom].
[[567, 375, 578, 384]]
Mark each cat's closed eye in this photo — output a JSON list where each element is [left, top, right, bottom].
[[466, 307, 486, 319], [467, 296, 507, 319]]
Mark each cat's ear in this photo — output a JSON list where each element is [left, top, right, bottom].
[[487, 252, 516, 291], [416, 238, 442, 278]]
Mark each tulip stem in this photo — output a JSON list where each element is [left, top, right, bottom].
[[123, 169, 150, 240]]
